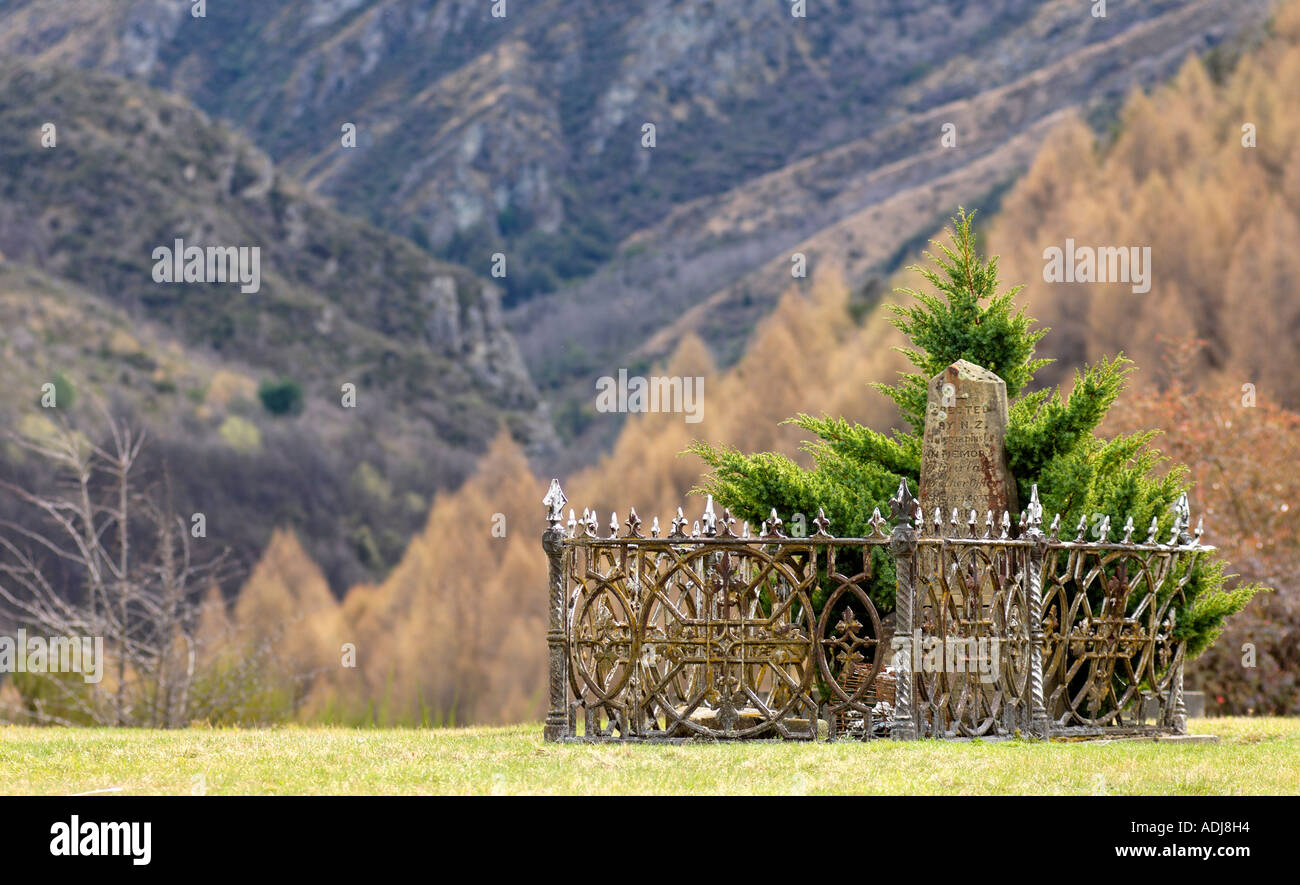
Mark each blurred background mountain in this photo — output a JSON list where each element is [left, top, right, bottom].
[[0, 0, 1295, 723], [0, 0, 1276, 460]]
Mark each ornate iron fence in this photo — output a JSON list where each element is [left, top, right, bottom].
[[541, 479, 1212, 742]]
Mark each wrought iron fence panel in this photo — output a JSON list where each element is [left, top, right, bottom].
[[912, 539, 1033, 738], [560, 536, 891, 740], [1039, 542, 1202, 734], [541, 480, 1212, 742]]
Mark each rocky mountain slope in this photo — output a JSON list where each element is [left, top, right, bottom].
[[0, 60, 553, 588], [0, 1, 1277, 456]]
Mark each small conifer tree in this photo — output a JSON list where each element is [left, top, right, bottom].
[[688, 209, 1259, 658]]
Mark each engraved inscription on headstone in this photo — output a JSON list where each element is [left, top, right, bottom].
[[919, 360, 1018, 523]]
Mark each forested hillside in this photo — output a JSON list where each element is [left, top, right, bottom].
[[987, 23, 1300, 406], [0, 0, 1275, 459], [0, 62, 552, 588], [219, 1, 1300, 724], [1, 1, 1295, 724]]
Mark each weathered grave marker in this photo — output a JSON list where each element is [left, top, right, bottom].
[[919, 360, 1018, 523]]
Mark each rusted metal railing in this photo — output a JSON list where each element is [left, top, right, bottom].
[[542, 479, 1211, 742]]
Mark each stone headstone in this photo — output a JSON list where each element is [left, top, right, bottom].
[[919, 360, 1018, 524]]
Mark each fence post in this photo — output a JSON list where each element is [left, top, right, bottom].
[[542, 480, 569, 742], [1172, 654, 1188, 735], [1169, 498, 1193, 736], [888, 480, 918, 740], [1024, 485, 1051, 739]]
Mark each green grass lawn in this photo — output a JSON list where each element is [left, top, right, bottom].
[[1, 718, 1297, 795]]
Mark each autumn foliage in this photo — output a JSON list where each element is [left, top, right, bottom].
[[1106, 340, 1300, 714], [989, 1, 1300, 409], [213, 2, 1300, 724]]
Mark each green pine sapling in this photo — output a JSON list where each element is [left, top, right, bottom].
[[688, 209, 1259, 659]]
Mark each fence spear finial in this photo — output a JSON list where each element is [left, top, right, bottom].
[[702, 494, 718, 537], [1122, 516, 1135, 544], [1168, 493, 1191, 545], [813, 507, 832, 537], [543, 478, 567, 527], [670, 506, 688, 538], [764, 507, 786, 537], [888, 478, 916, 526], [719, 507, 738, 537], [1145, 515, 1160, 545], [869, 506, 886, 537], [1026, 484, 1043, 531], [1170, 492, 1192, 545]]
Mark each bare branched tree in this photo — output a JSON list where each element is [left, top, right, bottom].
[[0, 403, 241, 726]]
